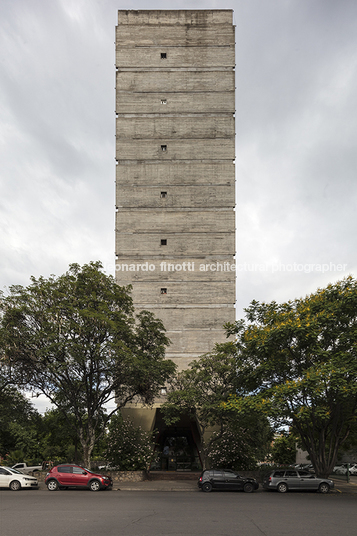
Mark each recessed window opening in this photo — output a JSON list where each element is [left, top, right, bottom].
[[161, 145, 167, 152], [161, 239, 167, 246], [161, 288, 167, 295], [161, 52, 167, 59], [160, 191, 167, 198]]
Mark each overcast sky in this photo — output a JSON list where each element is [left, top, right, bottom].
[[1, 0, 357, 409]]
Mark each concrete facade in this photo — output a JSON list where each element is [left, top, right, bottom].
[[115, 9, 236, 370]]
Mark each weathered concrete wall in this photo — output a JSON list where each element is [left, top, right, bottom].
[[116, 92, 234, 114], [116, 71, 234, 93], [116, 233, 235, 256], [116, 185, 235, 208], [115, 10, 236, 370], [128, 281, 235, 305], [116, 48, 235, 68], [117, 10, 233, 26], [116, 116, 234, 139], [116, 209, 234, 233], [116, 139, 235, 160], [116, 162, 235, 186]]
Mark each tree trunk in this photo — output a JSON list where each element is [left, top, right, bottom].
[[78, 428, 96, 469]]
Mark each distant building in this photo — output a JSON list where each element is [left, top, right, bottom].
[[115, 9, 236, 471]]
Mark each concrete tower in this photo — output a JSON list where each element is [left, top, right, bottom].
[[115, 10, 235, 470], [115, 10, 236, 371]]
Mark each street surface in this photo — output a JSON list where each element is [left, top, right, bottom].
[[1, 487, 357, 536]]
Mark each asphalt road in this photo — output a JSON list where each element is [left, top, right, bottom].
[[1, 488, 356, 536]]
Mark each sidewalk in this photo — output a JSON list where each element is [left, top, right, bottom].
[[114, 480, 198, 492], [331, 477, 357, 494], [113, 479, 357, 494]]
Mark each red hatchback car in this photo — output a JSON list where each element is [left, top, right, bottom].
[[45, 464, 113, 492]]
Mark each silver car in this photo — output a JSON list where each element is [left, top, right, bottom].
[[263, 469, 334, 493]]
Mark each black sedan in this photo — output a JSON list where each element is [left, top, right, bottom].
[[198, 469, 259, 493]]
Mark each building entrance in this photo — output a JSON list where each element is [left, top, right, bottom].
[[150, 410, 202, 472]]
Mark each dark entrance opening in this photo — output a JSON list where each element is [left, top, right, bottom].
[[150, 409, 202, 472]]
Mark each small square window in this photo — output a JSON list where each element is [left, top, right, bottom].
[[161, 145, 167, 152], [161, 53, 167, 59], [160, 191, 167, 198], [161, 239, 167, 246], [161, 99, 167, 105], [161, 288, 167, 295]]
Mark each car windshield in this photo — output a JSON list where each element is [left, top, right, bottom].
[[7, 467, 24, 475]]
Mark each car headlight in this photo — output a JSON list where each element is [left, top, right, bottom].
[[24, 478, 35, 481]]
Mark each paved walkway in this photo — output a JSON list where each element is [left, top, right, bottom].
[[114, 478, 357, 494]]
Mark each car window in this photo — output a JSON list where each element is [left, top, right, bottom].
[[57, 466, 72, 473], [273, 471, 285, 477], [8, 468, 23, 474], [285, 470, 298, 477], [72, 466, 86, 474], [0, 468, 10, 475], [298, 471, 312, 477], [223, 471, 237, 478], [213, 471, 223, 478]]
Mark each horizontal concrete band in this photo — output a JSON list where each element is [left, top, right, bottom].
[[116, 93, 234, 114], [117, 10, 233, 26], [116, 24, 234, 47], [116, 186, 234, 208], [116, 210, 234, 232], [116, 48, 234, 69], [116, 139, 235, 160], [116, 116, 234, 138], [130, 286, 235, 305], [116, 161, 235, 185], [116, 235, 235, 255], [116, 71, 234, 93]]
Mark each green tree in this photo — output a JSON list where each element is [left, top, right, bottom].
[[0, 387, 41, 460], [207, 418, 273, 470], [40, 409, 82, 464], [225, 277, 357, 478], [106, 414, 155, 470], [271, 432, 297, 465], [162, 345, 273, 468], [0, 262, 176, 467]]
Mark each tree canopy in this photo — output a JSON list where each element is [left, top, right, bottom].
[[225, 276, 357, 477], [0, 262, 176, 466], [0, 386, 41, 460]]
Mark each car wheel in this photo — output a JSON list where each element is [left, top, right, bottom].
[[277, 482, 288, 493], [243, 482, 254, 493], [319, 482, 330, 494], [47, 479, 59, 491], [89, 480, 101, 492], [10, 480, 21, 491], [202, 482, 213, 493]]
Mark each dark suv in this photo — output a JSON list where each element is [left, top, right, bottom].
[[45, 464, 112, 492], [198, 469, 259, 493]]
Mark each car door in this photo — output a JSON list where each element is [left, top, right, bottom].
[[222, 471, 244, 490], [0, 467, 11, 488], [211, 471, 226, 489], [71, 466, 89, 487], [56, 466, 73, 486], [298, 471, 318, 490], [284, 470, 300, 490]]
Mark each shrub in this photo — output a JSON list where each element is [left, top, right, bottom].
[[106, 414, 155, 471]]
